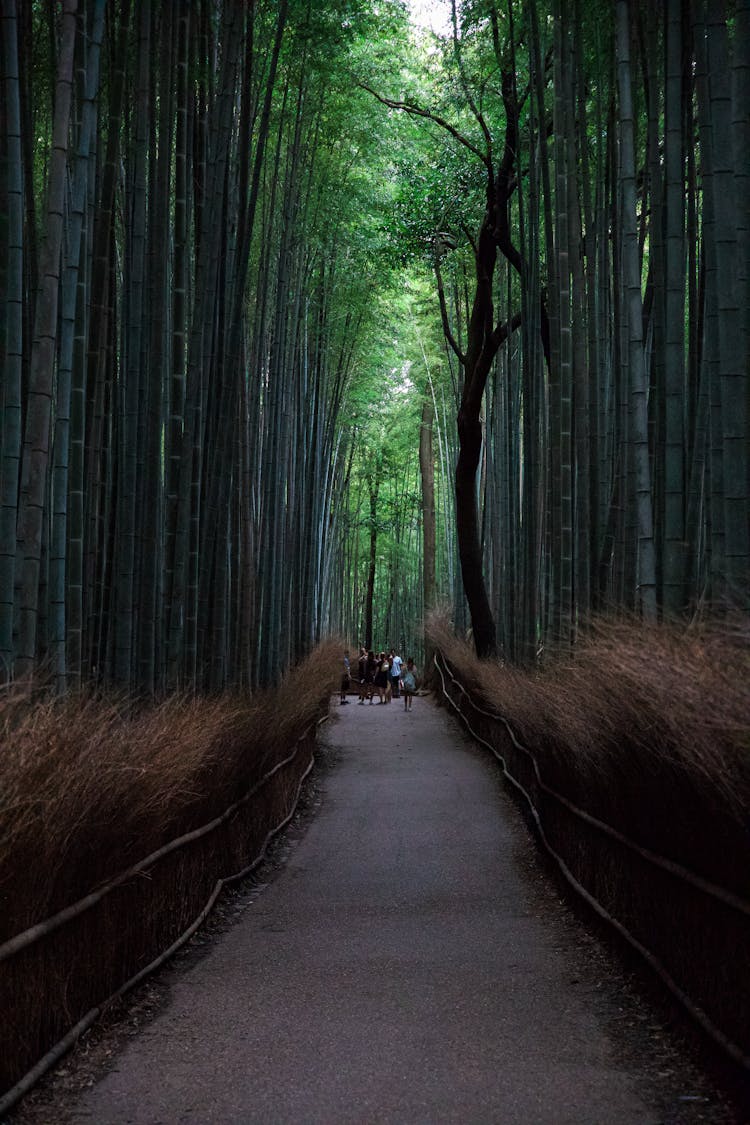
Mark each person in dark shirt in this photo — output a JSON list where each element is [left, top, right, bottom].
[[357, 646, 368, 704], [340, 651, 351, 704]]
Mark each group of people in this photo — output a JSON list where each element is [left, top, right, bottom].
[[340, 647, 418, 711]]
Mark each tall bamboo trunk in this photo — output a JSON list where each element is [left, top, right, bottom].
[[15, 0, 77, 679], [663, 0, 688, 614], [0, 0, 24, 680], [419, 395, 436, 669], [168, 4, 239, 686], [704, 1, 749, 607], [553, 0, 573, 644], [112, 0, 149, 686], [50, 0, 105, 691], [363, 469, 380, 651], [615, 0, 657, 620]]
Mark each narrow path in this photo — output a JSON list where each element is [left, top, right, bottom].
[[65, 697, 717, 1123]]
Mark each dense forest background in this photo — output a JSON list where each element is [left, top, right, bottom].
[[0, 0, 748, 693]]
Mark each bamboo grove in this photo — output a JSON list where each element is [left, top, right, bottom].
[[1, 1, 749, 693], [372, 0, 749, 660], [0, 0, 408, 691]]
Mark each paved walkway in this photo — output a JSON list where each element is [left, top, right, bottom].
[[67, 696, 703, 1123]]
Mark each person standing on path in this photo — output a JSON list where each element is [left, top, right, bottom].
[[374, 652, 389, 704], [389, 649, 403, 699], [340, 651, 351, 704], [365, 650, 378, 703], [402, 657, 417, 711], [357, 646, 368, 703]]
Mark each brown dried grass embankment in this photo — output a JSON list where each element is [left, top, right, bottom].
[[427, 613, 750, 897], [0, 639, 342, 943]]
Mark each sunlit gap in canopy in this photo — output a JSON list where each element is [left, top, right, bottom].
[[405, 0, 453, 37], [393, 359, 416, 396]]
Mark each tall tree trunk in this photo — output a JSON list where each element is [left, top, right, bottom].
[[168, 1, 240, 686], [363, 467, 380, 652], [663, 0, 688, 614], [15, 0, 77, 678], [553, 0, 573, 644], [704, 0, 748, 607], [114, 0, 149, 686], [615, 0, 657, 620], [138, 0, 173, 692], [419, 395, 436, 669], [50, 0, 105, 691], [734, 1, 750, 506], [164, 0, 190, 681], [0, 0, 24, 681], [83, 0, 130, 682]]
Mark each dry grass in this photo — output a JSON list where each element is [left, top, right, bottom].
[[0, 639, 342, 942], [427, 612, 750, 895]]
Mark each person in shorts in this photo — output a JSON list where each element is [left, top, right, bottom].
[[374, 652, 389, 703], [402, 657, 417, 711]]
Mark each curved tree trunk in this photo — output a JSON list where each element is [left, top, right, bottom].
[[456, 404, 495, 657]]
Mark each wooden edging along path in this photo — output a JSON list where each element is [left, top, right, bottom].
[[0, 715, 327, 1117], [61, 691, 736, 1123], [434, 652, 750, 1074]]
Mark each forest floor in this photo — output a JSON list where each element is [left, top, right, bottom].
[[12, 695, 743, 1124]]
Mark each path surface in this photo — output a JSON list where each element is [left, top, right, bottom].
[[65, 696, 712, 1123]]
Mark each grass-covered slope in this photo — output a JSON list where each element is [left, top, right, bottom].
[[429, 614, 750, 895], [429, 614, 750, 1067], [0, 641, 341, 1102]]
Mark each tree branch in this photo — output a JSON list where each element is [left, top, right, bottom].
[[358, 82, 492, 170], [465, 309, 523, 414], [459, 221, 477, 257], [494, 70, 525, 277], [434, 253, 466, 364], [451, 0, 494, 166], [489, 308, 523, 354]]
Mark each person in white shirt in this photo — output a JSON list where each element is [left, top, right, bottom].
[[389, 649, 403, 698]]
